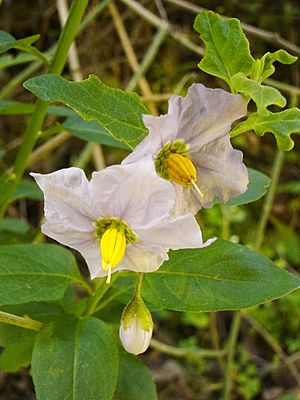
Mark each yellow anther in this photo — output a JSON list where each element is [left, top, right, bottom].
[[100, 228, 126, 284], [166, 153, 204, 198], [166, 153, 196, 187]]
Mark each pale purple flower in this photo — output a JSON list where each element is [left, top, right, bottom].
[[31, 158, 212, 280], [123, 83, 249, 215]]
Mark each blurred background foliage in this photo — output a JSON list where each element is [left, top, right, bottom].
[[0, 0, 299, 399]]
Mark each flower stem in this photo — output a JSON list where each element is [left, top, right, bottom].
[[223, 312, 242, 400], [0, 0, 90, 218], [134, 272, 144, 298], [255, 149, 285, 250], [85, 274, 118, 316], [0, 311, 43, 331], [150, 338, 227, 359]]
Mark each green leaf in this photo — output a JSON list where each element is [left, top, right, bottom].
[[0, 99, 34, 115], [231, 108, 300, 151], [225, 168, 270, 206], [13, 179, 43, 201], [251, 50, 297, 82], [0, 244, 81, 305], [62, 116, 130, 149], [142, 240, 300, 312], [115, 351, 157, 400], [194, 11, 254, 87], [24, 74, 149, 149], [231, 72, 286, 113], [0, 100, 76, 117], [0, 218, 30, 234], [0, 52, 37, 71], [0, 31, 48, 65], [0, 302, 64, 347], [32, 316, 119, 400], [0, 343, 32, 372]]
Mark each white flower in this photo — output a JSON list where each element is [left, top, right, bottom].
[[31, 158, 211, 281], [123, 83, 249, 215], [119, 297, 153, 355]]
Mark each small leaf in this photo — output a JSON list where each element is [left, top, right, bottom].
[[0, 31, 48, 65], [225, 168, 270, 206], [0, 344, 32, 372], [231, 72, 286, 113], [0, 218, 30, 234], [24, 74, 149, 149], [62, 116, 130, 149], [231, 108, 300, 151], [0, 100, 76, 117], [0, 244, 81, 305], [115, 351, 157, 400], [142, 240, 300, 312], [32, 316, 119, 400], [0, 52, 37, 71], [194, 11, 254, 87], [251, 50, 297, 82], [13, 179, 43, 201], [0, 302, 64, 347]]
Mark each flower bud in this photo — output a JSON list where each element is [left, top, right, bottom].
[[119, 297, 153, 355]]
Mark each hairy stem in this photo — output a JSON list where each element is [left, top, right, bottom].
[[0, 311, 43, 331]]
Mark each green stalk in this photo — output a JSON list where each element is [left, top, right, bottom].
[[134, 272, 144, 298], [126, 25, 169, 92], [223, 312, 241, 400], [255, 150, 285, 250], [0, 311, 42, 331], [0, 0, 90, 218]]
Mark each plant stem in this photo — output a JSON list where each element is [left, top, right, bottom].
[[223, 312, 241, 400], [134, 272, 144, 298], [85, 274, 118, 316], [255, 150, 284, 250], [0, 0, 111, 100], [150, 338, 227, 359], [0, 311, 43, 331], [0, 0, 90, 218], [126, 24, 169, 92]]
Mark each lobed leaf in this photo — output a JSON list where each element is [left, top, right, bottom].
[[194, 11, 254, 87], [251, 50, 297, 82], [32, 316, 119, 400], [231, 72, 286, 113], [231, 108, 300, 151], [142, 240, 300, 312], [0, 244, 81, 305], [24, 74, 149, 149]]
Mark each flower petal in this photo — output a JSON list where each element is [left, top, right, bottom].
[[42, 223, 102, 279], [121, 244, 168, 273], [174, 83, 248, 149], [31, 168, 97, 231], [91, 158, 176, 230], [189, 135, 248, 209], [136, 214, 205, 250]]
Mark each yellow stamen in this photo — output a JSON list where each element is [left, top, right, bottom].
[[166, 153, 196, 187], [100, 228, 126, 284], [166, 153, 204, 198]]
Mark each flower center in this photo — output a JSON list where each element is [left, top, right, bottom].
[[155, 140, 204, 196], [94, 217, 138, 284]]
